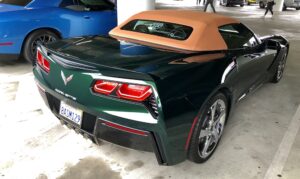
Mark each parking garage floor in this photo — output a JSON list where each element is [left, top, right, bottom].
[[1, 2, 300, 179]]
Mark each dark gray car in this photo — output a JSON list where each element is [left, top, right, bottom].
[[220, 0, 245, 6]]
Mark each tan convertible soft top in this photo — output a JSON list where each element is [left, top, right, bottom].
[[109, 10, 239, 52]]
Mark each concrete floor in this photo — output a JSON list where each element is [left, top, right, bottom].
[[1, 2, 300, 179]]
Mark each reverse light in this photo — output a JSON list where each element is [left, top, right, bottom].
[[117, 84, 152, 102], [93, 80, 119, 95], [37, 49, 50, 73]]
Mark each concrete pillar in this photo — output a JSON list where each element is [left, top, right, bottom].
[[117, 0, 155, 25], [273, 0, 284, 12], [117, 0, 155, 56]]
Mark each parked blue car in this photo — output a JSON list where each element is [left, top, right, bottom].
[[0, 0, 117, 62]]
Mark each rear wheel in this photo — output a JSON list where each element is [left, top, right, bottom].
[[188, 93, 228, 163], [271, 52, 287, 83], [22, 30, 59, 64], [296, 7, 300, 10], [240, 4, 244, 7]]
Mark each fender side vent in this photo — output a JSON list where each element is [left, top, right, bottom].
[[147, 95, 159, 118]]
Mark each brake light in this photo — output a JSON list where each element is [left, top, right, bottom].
[[117, 84, 152, 102], [36, 49, 50, 73], [92, 80, 153, 102], [93, 80, 119, 95], [43, 57, 50, 72], [37, 50, 43, 66]]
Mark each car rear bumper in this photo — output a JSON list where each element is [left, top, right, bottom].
[[34, 77, 172, 165]]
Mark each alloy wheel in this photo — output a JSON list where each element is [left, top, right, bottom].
[[276, 53, 287, 81], [198, 99, 227, 158], [31, 34, 57, 58]]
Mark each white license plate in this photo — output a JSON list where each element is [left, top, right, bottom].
[[59, 102, 83, 125]]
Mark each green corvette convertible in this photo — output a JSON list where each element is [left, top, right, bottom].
[[34, 10, 289, 165]]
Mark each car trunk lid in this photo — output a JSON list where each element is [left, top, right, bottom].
[[44, 36, 185, 80]]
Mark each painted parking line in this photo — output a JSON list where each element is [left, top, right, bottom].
[[264, 105, 300, 179]]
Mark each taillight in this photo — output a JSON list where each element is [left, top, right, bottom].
[[93, 80, 118, 95], [117, 84, 152, 102], [92, 80, 153, 102], [37, 50, 43, 66], [36, 49, 50, 73]]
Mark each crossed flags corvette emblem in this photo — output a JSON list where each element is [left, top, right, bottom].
[[61, 71, 73, 86]]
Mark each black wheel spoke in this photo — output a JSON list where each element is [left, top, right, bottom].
[[30, 34, 57, 58]]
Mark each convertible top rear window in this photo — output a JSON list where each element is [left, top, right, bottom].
[[121, 20, 193, 41], [0, 0, 31, 6]]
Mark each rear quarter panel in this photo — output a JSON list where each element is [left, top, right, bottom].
[[153, 54, 235, 161]]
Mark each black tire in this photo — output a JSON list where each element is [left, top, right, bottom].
[[271, 52, 287, 83], [259, 1, 265, 8], [248, 2, 251, 5], [22, 30, 59, 64], [226, 3, 230, 6], [282, 4, 287, 11], [240, 4, 244, 7], [296, 7, 300, 10], [188, 92, 228, 163]]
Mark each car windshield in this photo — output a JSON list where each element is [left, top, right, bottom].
[[0, 0, 32, 6], [121, 20, 193, 41]]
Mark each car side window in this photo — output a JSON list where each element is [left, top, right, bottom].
[[0, 0, 32, 6], [60, 0, 86, 11], [79, 0, 115, 11], [219, 24, 259, 49], [60, 0, 114, 11], [60, 0, 76, 7]]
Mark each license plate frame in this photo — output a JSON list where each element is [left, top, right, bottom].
[[59, 101, 83, 126]]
